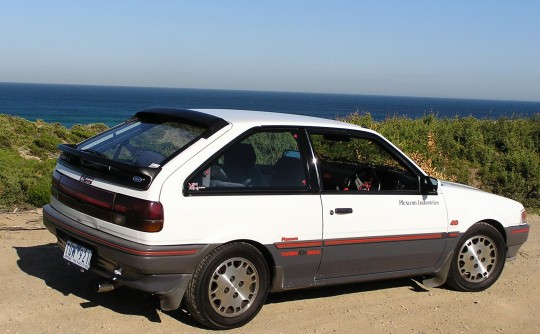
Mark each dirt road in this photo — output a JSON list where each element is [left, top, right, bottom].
[[1, 209, 538, 333]]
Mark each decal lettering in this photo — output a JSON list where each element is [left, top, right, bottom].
[[79, 175, 94, 185], [399, 200, 440, 206], [188, 183, 206, 191], [281, 237, 299, 242], [281, 251, 299, 257], [280, 249, 321, 257]]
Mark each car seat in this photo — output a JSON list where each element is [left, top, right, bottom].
[[271, 156, 306, 188], [222, 143, 266, 186]]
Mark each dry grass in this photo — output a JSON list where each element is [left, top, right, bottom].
[[408, 131, 457, 182]]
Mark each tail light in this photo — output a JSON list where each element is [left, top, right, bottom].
[[113, 195, 164, 232], [52, 172, 164, 232]]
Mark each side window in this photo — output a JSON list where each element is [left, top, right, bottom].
[[310, 132, 418, 192], [186, 129, 308, 192]]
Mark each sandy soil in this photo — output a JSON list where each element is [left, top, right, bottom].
[[1, 209, 538, 333]]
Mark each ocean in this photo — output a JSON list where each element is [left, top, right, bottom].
[[1, 82, 539, 128]]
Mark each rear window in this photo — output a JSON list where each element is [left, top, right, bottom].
[[78, 119, 207, 168]]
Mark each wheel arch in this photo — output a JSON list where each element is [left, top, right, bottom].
[[225, 239, 277, 289], [424, 219, 506, 289], [476, 219, 507, 245]]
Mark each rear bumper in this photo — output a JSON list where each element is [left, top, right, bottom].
[[505, 224, 530, 260], [43, 204, 214, 310]]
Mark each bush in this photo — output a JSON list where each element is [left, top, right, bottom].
[[1, 113, 538, 210], [342, 112, 540, 209], [0, 115, 107, 211], [0, 149, 48, 209]]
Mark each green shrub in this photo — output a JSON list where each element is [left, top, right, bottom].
[[0, 115, 107, 211], [342, 112, 540, 209], [69, 123, 109, 143], [1, 113, 539, 211]]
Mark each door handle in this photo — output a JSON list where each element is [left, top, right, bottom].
[[333, 208, 353, 215]]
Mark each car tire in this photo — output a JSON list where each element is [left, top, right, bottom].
[[184, 242, 269, 329], [446, 222, 506, 292]]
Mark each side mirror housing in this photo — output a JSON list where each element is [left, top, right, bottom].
[[420, 176, 439, 195]]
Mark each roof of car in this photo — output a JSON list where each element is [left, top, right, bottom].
[[194, 108, 364, 131]]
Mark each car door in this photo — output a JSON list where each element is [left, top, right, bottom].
[[307, 130, 449, 280]]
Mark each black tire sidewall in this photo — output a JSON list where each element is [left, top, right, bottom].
[[448, 223, 506, 292], [191, 242, 269, 329]]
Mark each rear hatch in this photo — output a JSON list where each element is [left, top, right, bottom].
[[50, 108, 228, 233]]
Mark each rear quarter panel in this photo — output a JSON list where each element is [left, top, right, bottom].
[[157, 128, 323, 245]]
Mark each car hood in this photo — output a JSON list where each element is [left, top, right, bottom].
[[440, 180, 483, 193], [440, 180, 517, 203]]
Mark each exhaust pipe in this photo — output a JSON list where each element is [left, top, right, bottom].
[[95, 281, 118, 293]]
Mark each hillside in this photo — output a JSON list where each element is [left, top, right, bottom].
[[0, 113, 538, 210]]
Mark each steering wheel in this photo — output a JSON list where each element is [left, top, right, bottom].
[[344, 167, 381, 191]]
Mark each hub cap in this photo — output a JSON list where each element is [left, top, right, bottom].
[[457, 235, 498, 283], [208, 257, 259, 317]]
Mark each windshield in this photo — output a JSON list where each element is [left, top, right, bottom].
[[78, 119, 207, 168]]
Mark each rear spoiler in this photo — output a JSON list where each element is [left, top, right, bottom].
[[57, 144, 160, 190]]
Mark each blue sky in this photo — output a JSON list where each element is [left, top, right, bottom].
[[1, 1, 539, 101]]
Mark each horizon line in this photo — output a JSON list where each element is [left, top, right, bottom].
[[2, 81, 540, 104]]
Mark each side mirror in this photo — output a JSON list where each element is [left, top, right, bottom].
[[420, 176, 438, 195], [282, 150, 301, 159]]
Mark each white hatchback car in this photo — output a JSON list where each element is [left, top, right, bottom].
[[44, 108, 529, 329]]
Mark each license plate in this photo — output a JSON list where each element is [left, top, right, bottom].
[[63, 240, 92, 270]]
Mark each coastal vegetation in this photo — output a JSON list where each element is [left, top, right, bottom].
[[342, 112, 540, 209], [0, 113, 538, 211], [0, 115, 107, 210]]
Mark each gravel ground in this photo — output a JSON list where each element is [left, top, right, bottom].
[[1, 209, 538, 333]]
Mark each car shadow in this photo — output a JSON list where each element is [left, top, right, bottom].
[[15, 242, 431, 328], [14, 243, 163, 323], [266, 277, 429, 304], [166, 276, 431, 328]]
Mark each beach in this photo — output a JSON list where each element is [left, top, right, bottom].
[[1, 209, 538, 333]]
